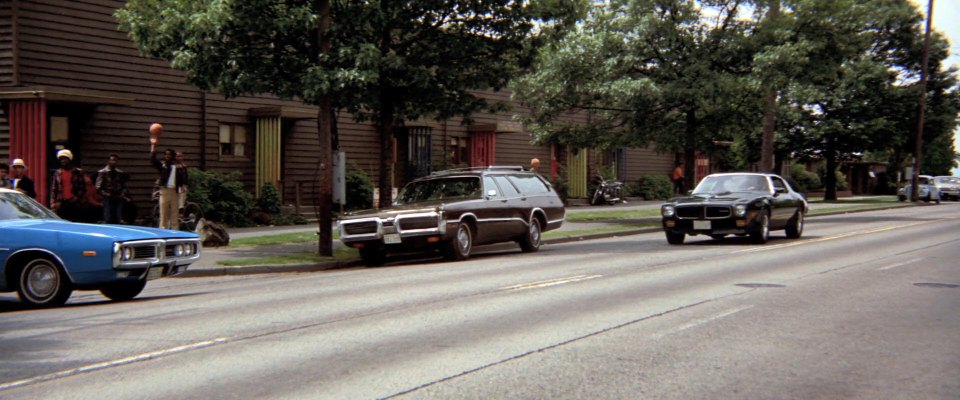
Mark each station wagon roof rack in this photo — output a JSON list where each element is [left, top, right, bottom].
[[430, 166, 528, 175]]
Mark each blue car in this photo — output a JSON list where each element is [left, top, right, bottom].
[[0, 188, 201, 307]]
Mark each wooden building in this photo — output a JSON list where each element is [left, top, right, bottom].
[[0, 0, 675, 221]]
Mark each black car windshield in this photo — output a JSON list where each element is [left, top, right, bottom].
[[693, 175, 770, 195], [0, 192, 61, 220], [395, 177, 482, 205]]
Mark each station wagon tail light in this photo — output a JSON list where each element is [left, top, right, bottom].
[[662, 205, 675, 217], [734, 205, 747, 217]]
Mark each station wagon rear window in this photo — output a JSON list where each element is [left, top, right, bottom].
[[508, 175, 550, 194]]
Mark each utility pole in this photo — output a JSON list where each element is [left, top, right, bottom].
[[316, 0, 334, 256], [911, 0, 933, 202]]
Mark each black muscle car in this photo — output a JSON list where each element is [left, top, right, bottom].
[[338, 167, 565, 265], [660, 173, 808, 244]]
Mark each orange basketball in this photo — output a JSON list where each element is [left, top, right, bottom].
[[149, 123, 163, 136]]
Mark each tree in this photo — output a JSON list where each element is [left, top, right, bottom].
[[512, 0, 757, 190], [117, 0, 581, 255]]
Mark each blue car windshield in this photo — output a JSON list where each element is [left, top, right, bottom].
[[693, 175, 770, 195], [395, 177, 482, 205], [0, 192, 61, 220]]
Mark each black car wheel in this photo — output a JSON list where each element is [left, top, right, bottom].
[[666, 231, 685, 245], [785, 209, 804, 239], [100, 280, 147, 301], [519, 218, 542, 253], [442, 223, 473, 261], [18, 258, 72, 307], [750, 212, 770, 244], [359, 247, 387, 267]]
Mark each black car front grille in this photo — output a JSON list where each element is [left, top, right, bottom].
[[676, 206, 702, 219], [706, 206, 732, 218], [343, 221, 378, 235], [676, 205, 733, 219]]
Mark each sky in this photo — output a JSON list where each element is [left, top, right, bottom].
[[922, 0, 960, 175]]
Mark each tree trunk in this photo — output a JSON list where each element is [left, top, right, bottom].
[[684, 109, 697, 191], [377, 100, 394, 208], [824, 146, 838, 201], [759, 0, 780, 173]]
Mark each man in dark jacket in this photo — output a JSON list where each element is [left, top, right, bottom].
[[10, 158, 36, 199], [151, 141, 188, 230], [50, 149, 88, 221], [96, 154, 129, 224]]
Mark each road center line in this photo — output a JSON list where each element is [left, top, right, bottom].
[[0, 338, 228, 392], [733, 219, 942, 254], [658, 305, 754, 338], [878, 257, 924, 271], [501, 275, 602, 291]]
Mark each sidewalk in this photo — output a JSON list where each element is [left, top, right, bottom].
[[179, 197, 899, 277], [183, 200, 662, 276]]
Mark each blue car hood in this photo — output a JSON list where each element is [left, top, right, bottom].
[[3, 219, 198, 240]]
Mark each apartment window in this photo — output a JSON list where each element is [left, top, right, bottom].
[[219, 124, 247, 157], [448, 137, 469, 165]]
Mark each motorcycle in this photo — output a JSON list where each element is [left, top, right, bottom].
[[590, 175, 624, 205]]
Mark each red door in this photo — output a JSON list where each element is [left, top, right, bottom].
[[471, 131, 496, 167]]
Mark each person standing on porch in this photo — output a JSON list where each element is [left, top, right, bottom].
[[96, 154, 129, 224], [50, 149, 88, 221], [10, 158, 37, 199], [150, 125, 187, 230]]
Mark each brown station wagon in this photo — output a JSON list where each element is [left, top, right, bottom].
[[338, 167, 566, 266]]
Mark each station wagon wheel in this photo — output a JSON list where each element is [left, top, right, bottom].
[[751, 212, 770, 244], [18, 258, 73, 307], [665, 231, 685, 245], [785, 209, 804, 239], [519, 218, 542, 253], [100, 280, 147, 302], [442, 223, 473, 261]]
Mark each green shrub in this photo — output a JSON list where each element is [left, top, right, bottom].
[[345, 166, 374, 211], [187, 169, 253, 227], [788, 164, 821, 193], [623, 183, 642, 198], [549, 176, 569, 205], [637, 175, 673, 200], [817, 164, 848, 191], [256, 183, 282, 215]]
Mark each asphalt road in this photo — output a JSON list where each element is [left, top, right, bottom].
[[1, 204, 958, 399]]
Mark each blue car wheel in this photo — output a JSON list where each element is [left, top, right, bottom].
[[18, 257, 73, 307]]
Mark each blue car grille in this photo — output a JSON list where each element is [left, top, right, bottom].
[[133, 246, 157, 259]]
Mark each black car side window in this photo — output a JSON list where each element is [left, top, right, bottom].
[[771, 177, 787, 192], [493, 176, 521, 198], [508, 175, 550, 194]]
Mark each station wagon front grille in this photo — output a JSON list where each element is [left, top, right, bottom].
[[398, 216, 439, 231], [343, 221, 378, 235], [676, 205, 733, 219]]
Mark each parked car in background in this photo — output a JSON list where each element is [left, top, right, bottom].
[[934, 176, 960, 201], [0, 188, 201, 307], [660, 173, 808, 245], [338, 167, 565, 266], [898, 175, 941, 203]]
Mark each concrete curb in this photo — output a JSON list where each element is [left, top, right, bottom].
[[176, 204, 913, 278]]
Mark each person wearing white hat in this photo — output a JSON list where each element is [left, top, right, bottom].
[[50, 148, 88, 221], [10, 158, 36, 198]]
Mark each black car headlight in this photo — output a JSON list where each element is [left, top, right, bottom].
[[662, 205, 675, 217], [735, 205, 747, 217]]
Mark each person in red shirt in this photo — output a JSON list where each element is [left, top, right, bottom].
[[50, 149, 88, 221]]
